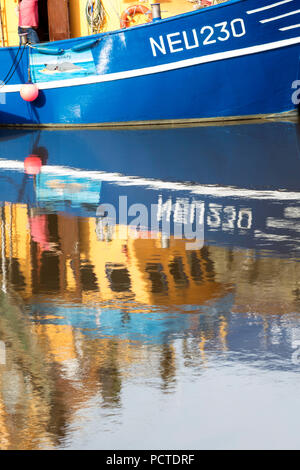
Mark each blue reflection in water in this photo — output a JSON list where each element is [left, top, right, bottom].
[[0, 120, 300, 449], [29, 295, 233, 345]]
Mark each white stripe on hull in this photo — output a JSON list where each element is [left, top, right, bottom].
[[247, 0, 294, 14], [260, 9, 300, 23], [0, 36, 300, 93], [1, 158, 300, 201], [279, 23, 300, 30]]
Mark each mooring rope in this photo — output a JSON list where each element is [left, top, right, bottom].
[[0, 44, 26, 90]]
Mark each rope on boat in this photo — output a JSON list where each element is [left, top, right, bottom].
[[86, 0, 106, 32], [0, 44, 26, 89], [0, 0, 5, 47]]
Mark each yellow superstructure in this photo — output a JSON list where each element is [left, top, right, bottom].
[[69, 0, 196, 36], [0, 0, 20, 47], [0, 0, 196, 47]]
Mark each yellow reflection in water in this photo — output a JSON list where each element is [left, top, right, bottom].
[[0, 202, 300, 449]]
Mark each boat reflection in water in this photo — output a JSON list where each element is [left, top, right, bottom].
[[1, 120, 300, 449]]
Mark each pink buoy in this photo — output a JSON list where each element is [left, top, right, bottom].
[[24, 155, 42, 175], [20, 83, 39, 102]]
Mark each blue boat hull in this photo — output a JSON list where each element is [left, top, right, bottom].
[[0, 0, 300, 125]]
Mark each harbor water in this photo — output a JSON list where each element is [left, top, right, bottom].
[[0, 119, 300, 449]]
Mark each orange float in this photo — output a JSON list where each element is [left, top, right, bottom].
[[120, 5, 152, 28]]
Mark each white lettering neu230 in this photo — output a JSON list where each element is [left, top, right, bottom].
[[150, 19, 246, 56]]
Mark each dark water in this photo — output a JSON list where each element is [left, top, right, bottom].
[[0, 119, 300, 450]]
